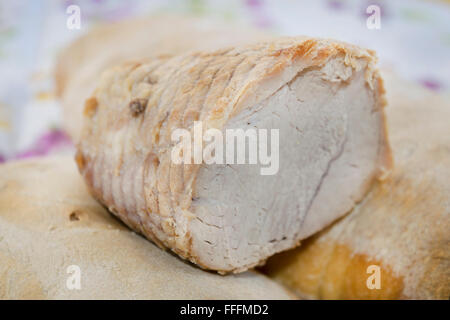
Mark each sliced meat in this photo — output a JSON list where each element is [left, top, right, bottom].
[[76, 37, 392, 273], [55, 14, 270, 142], [262, 72, 450, 300]]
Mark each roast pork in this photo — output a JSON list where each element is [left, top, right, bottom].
[[76, 37, 391, 273]]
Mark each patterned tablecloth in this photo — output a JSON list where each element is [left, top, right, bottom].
[[0, 0, 449, 161]]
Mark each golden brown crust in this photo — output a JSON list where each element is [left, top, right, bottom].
[[374, 74, 394, 180], [83, 97, 98, 118], [262, 235, 405, 299]]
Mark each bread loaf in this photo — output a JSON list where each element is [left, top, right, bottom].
[[76, 37, 391, 273], [0, 157, 293, 299], [262, 73, 450, 300]]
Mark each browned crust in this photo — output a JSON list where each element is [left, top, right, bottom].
[[262, 237, 405, 299], [374, 74, 393, 180], [83, 97, 98, 118]]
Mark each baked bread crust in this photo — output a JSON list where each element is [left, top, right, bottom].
[[0, 157, 294, 299]]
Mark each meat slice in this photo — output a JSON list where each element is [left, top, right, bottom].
[[76, 37, 392, 273], [55, 14, 269, 142], [262, 72, 450, 299]]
